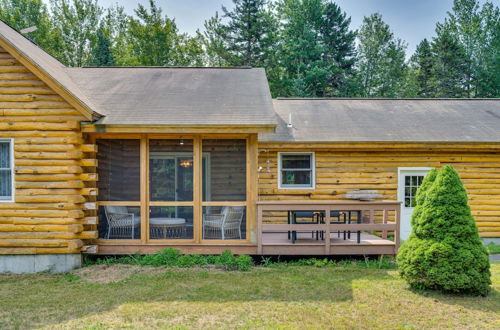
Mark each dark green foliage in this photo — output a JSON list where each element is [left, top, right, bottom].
[[397, 165, 491, 296], [430, 26, 469, 97], [1, 0, 498, 97], [276, 0, 357, 97], [90, 28, 115, 66], [221, 0, 277, 67], [411, 39, 434, 97], [89, 248, 253, 271]]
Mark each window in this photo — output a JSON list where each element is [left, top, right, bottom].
[[404, 175, 424, 207], [278, 152, 315, 189], [0, 139, 13, 201]]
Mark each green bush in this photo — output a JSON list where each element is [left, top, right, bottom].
[[88, 248, 254, 271], [235, 254, 253, 271], [397, 165, 491, 296]]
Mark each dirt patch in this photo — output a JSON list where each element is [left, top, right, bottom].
[[72, 264, 165, 283]]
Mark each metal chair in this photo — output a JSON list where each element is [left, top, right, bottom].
[[203, 206, 245, 240], [104, 205, 140, 239]]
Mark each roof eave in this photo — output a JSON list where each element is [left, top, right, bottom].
[[81, 123, 276, 134]]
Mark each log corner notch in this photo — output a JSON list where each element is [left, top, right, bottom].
[[0, 46, 98, 255]]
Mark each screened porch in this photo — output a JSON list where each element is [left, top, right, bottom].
[[91, 134, 258, 252]]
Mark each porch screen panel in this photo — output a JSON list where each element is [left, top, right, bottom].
[[97, 139, 140, 201], [149, 139, 193, 202], [202, 139, 246, 201]]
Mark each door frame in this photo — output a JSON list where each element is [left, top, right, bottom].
[[397, 167, 433, 240]]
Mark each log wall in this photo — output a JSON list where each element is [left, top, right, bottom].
[[0, 47, 97, 254], [258, 143, 500, 238]]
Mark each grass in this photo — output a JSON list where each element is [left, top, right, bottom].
[[487, 243, 500, 255], [0, 261, 498, 329]]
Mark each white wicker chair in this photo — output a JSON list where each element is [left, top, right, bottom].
[[104, 206, 140, 239], [203, 206, 244, 240]]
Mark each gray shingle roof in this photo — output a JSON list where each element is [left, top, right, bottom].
[[260, 98, 500, 142], [65, 67, 276, 127]]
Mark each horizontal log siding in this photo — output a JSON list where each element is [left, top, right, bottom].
[[0, 47, 96, 254], [258, 143, 500, 238]]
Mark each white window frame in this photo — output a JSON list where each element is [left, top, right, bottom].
[[278, 152, 315, 189], [397, 167, 433, 207], [0, 139, 14, 202]]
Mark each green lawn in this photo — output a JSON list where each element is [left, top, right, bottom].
[[487, 243, 500, 255], [0, 262, 499, 329]]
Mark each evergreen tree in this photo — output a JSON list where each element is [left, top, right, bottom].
[[411, 39, 434, 97], [89, 28, 115, 66], [201, 12, 230, 66], [277, 0, 357, 97], [441, 0, 499, 97], [398, 166, 491, 296], [320, 1, 357, 96], [356, 13, 408, 97], [221, 0, 277, 67], [430, 25, 469, 97]]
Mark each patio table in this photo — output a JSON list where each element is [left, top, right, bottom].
[[150, 217, 187, 239]]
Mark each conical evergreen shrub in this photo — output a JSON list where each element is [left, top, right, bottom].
[[397, 165, 491, 296]]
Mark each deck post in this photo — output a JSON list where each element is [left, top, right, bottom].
[[395, 208, 401, 252], [382, 209, 388, 239], [257, 205, 263, 254], [324, 207, 330, 255]]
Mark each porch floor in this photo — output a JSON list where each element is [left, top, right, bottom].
[[260, 231, 397, 255]]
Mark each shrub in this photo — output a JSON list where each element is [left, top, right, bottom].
[[235, 254, 253, 271], [397, 165, 491, 296], [218, 250, 237, 270]]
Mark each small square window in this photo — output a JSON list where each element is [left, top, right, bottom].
[[0, 140, 13, 201], [279, 153, 315, 189]]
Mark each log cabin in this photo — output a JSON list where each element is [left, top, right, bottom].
[[0, 20, 499, 273]]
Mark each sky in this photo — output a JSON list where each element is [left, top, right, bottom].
[[51, 0, 492, 55]]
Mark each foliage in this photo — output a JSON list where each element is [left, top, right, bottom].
[[89, 248, 253, 271], [398, 165, 491, 296], [89, 28, 115, 66], [486, 243, 500, 255], [0, 0, 498, 97], [276, 0, 357, 97], [356, 13, 408, 97], [221, 0, 277, 67]]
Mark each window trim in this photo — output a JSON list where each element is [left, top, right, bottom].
[[397, 167, 433, 209], [278, 152, 315, 189], [0, 139, 14, 202]]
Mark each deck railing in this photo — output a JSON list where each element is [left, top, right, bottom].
[[256, 200, 401, 255]]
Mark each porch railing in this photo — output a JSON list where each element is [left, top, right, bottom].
[[256, 200, 401, 254]]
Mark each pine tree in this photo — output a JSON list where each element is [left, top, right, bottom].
[[398, 166, 491, 296], [320, 1, 357, 96], [201, 12, 230, 66], [431, 25, 469, 97], [221, 0, 277, 67], [89, 28, 115, 66], [411, 39, 434, 97]]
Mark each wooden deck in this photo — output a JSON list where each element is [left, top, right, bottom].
[[261, 231, 397, 255], [257, 200, 401, 256]]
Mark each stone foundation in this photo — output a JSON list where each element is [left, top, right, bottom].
[[0, 254, 82, 274]]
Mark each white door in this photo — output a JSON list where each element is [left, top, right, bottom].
[[398, 168, 432, 241]]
